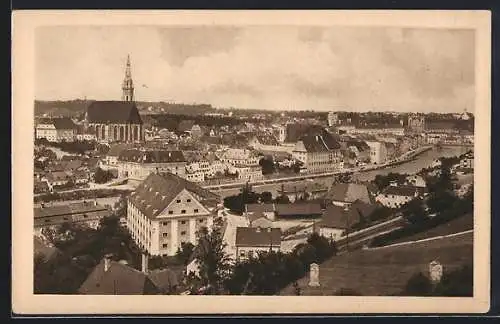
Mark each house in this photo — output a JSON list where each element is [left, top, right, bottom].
[[35, 117, 78, 142], [190, 124, 203, 138], [235, 227, 282, 261], [232, 164, 263, 182], [117, 149, 187, 184], [103, 143, 134, 167], [72, 170, 90, 185], [365, 141, 388, 165], [276, 182, 328, 203], [292, 132, 342, 174], [376, 185, 427, 208], [274, 203, 323, 219], [34, 201, 111, 236], [405, 175, 427, 188], [42, 171, 72, 190], [127, 172, 220, 256], [248, 134, 292, 154], [244, 203, 276, 225], [319, 201, 379, 241], [78, 254, 160, 295], [326, 183, 373, 207]]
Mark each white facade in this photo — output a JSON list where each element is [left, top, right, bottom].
[[36, 124, 76, 142], [366, 141, 388, 165], [292, 141, 342, 174], [327, 112, 339, 127], [117, 161, 187, 181], [127, 189, 214, 256], [319, 227, 345, 241], [376, 191, 418, 209], [236, 245, 281, 261]]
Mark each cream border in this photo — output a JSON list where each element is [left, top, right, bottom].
[[12, 10, 491, 314]]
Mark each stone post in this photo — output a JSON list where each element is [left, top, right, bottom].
[[308, 263, 320, 287]]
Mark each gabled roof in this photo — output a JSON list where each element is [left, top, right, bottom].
[[320, 200, 378, 229], [129, 172, 220, 220], [34, 201, 110, 219], [299, 133, 341, 153], [86, 101, 142, 124], [254, 134, 280, 146], [147, 268, 179, 293], [107, 143, 135, 157], [37, 117, 77, 130], [78, 259, 159, 295], [245, 203, 275, 214], [178, 120, 195, 132], [118, 149, 186, 163], [284, 124, 325, 143], [275, 203, 323, 216], [235, 227, 282, 247], [326, 183, 372, 204]]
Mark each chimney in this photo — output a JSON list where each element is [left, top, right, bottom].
[[141, 253, 149, 273], [104, 253, 113, 272]]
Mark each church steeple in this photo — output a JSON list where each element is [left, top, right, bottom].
[[122, 54, 134, 102]]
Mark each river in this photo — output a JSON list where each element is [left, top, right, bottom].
[[213, 146, 468, 199]]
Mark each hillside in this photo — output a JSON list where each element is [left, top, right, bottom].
[[280, 231, 473, 296]]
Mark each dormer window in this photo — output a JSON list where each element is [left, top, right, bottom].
[[176, 199, 181, 203]]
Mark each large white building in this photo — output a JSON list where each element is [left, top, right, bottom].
[[327, 112, 339, 127], [35, 117, 78, 142], [116, 149, 187, 184], [292, 133, 342, 174], [127, 172, 221, 256]]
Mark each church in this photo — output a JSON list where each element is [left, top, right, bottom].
[[84, 55, 144, 143]]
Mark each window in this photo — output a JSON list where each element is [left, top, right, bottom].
[[162, 233, 168, 237], [44, 219, 50, 223], [181, 210, 186, 214], [181, 231, 186, 235], [63, 217, 69, 221], [83, 214, 88, 218], [187, 199, 192, 203], [162, 221, 169, 225], [194, 209, 199, 213], [176, 199, 181, 203], [181, 220, 186, 225], [240, 251, 245, 257], [198, 218, 204, 223], [162, 243, 168, 248], [168, 210, 173, 215]]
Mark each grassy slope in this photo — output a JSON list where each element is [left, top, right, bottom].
[[280, 231, 473, 296]]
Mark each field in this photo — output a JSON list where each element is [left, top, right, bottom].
[[387, 213, 473, 245], [280, 230, 473, 296]]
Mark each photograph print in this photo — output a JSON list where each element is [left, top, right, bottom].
[[13, 10, 491, 314]]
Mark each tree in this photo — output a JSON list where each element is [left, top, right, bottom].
[[259, 156, 275, 175], [275, 194, 291, 204], [93, 167, 115, 184], [433, 264, 473, 297], [402, 198, 427, 224], [260, 191, 273, 203], [176, 242, 195, 266], [191, 218, 231, 294]]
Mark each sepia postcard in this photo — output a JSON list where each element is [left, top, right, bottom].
[[12, 10, 491, 315]]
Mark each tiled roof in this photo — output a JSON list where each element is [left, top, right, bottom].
[[279, 182, 328, 193], [147, 268, 179, 293], [255, 134, 280, 146], [178, 120, 195, 132], [235, 227, 282, 247], [44, 171, 71, 182], [86, 101, 142, 124], [326, 183, 372, 204], [300, 133, 341, 153], [34, 201, 110, 219], [107, 143, 135, 157], [37, 117, 77, 130], [245, 203, 275, 213], [129, 172, 220, 220], [275, 203, 323, 217], [118, 149, 186, 163], [284, 124, 325, 143], [382, 185, 427, 197], [346, 140, 370, 152], [320, 200, 378, 229], [78, 259, 159, 295]]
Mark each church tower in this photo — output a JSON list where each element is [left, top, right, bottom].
[[122, 54, 134, 102]]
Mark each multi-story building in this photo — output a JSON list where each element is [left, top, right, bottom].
[[235, 227, 282, 261], [365, 141, 388, 165], [127, 172, 220, 256], [116, 149, 187, 185], [327, 111, 339, 127], [35, 117, 78, 142], [375, 184, 427, 208], [34, 201, 111, 236], [292, 133, 342, 174], [232, 164, 263, 182], [220, 148, 260, 166]]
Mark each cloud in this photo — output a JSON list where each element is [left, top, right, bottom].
[[35, 25, 475, 113]]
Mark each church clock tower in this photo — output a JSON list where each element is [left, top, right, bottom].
[[122, 54, 134, 102]]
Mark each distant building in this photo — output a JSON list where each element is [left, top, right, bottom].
[[327, 112, 339, 127], [326, 183, 373, 207], [365, 141, 388, 165], [375, 184, 427, 208], [127, 172, 220, 256], [248, 134, 292, 153], [35, 117, 78, 142], [34, 201, 111, 236], [244, 203, 276, 224], [235, 227, 282, 261], [275, 203, 323, 219], [292, 133, 342, 174], [116, 149, 187, 184], [276, 182, 329, 203], [78, 254, 179, 295], [84, 55, 144, 143], [406, 114, 426, 134], [319, 200, 378, 241]]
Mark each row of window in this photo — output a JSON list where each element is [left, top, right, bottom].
[[167, 208, 199, 215], [161, 218, 205, 226]]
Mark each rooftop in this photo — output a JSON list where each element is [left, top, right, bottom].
[[235, 227, 282, 247]]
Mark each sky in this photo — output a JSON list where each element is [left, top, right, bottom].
[[35, 25, 475, 113]]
